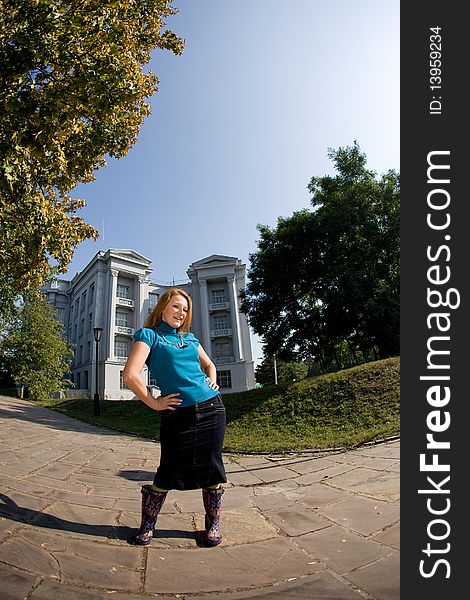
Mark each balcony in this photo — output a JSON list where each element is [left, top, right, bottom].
[[116, 297, 135, 308], [214, 356, 235, 365], [115, 326, 133, 336], [210, 328, 232, 338], [208, 301, 230, 312]]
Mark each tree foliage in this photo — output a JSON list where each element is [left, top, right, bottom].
[[0, 0, 184, 305], [241, 143, 400, 370], [1, 291, 73, 400]]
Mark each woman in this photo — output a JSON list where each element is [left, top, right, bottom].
[[122, 288, 227, 547]]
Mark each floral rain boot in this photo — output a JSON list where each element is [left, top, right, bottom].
[[202, 487, 225, 546], [130, 484, 167, 546]]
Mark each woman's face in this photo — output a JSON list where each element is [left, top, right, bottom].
[[161, 294, 189, 329]]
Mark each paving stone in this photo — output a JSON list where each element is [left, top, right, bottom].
[[264, 506, 331, 537], [326, 466, 385, 489], [253, 492, 296, 512], [223, 537, 322, 580], [50, 489, 117, 509], [220, 485, 256, 510], [318, 495, 400, 536], [1, 475, 55, 498], [345, 550, 400, 600], [194, 508, 280, 546], [30, 580, 145, 599], [0, 488, 52, 523], [284, 456, 340, 475], [351, 473, 400, 502], [373, 521, 400, 550], [54, 538, 144, 591], [214, 570, 367, 599], [59, 450, 100, 466], [0, 533, 61, 577], [0, 563, 41, 600], [296, 523, 391, 574], [0, 514, 23, 541], [295, 482, 350, 508], [248, 465, 300, 484], [33, 461, 81, 480], [235, 455, 276, 468], [146, 544, 269, 594], [32, 500, 117, 539], [25, 474, 89, 494], [227, 470, 265, 486], [293, 464, 355, 486]]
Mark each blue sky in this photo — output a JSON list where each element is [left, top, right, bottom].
[[68, 0, 400, 365]]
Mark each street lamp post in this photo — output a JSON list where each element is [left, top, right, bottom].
[[93, 327, 103, 416]]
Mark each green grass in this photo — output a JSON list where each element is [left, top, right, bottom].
[[30, 357, 400, 453]]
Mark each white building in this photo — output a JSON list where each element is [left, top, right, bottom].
[[43, 249, 256, 399]]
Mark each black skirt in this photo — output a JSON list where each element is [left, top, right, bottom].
[[153, 394, 227, 491]]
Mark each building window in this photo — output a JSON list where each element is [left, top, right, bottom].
[[212, 288, 227, 303], [88, 313, 92, 332], [89, 284, 94, 305], [115, 311, 129, 327], [120, 371, 128, 389], [83, 370, 89, 390], [81, 291, 87, 311], [115, 340, 129, 358], [117, 284, 130, 299], [213, 315, 229, 330], [87, 341, 91, 362], [76, 371, 81, 389], [217, 370, 232, 389], [214, 341, 231, 359], [80, 318, 84, 337], [74, 300, 79, 318], [74, 323, 78, 340]]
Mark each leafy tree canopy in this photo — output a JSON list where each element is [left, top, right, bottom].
[[241, 142, 400, 370], [0, 0, 184, 306], [1, 290, 73, 401]]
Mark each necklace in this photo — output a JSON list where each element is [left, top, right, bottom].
[[156, 328, 188, 349]]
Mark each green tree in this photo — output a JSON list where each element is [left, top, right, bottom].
[[1, 291, 73, 400], [241, 143, 400, 369], [0, 0, 184, 310]]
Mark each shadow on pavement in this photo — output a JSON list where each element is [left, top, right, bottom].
[[0, 492, 197, 543]]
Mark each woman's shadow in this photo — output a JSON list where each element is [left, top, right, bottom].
[[0, 492, 202, 544]]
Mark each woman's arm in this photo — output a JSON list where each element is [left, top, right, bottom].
[[122, 342, 182, 410], [198, 345, 219, 390]]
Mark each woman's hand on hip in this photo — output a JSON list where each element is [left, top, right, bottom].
[[155, 392, 182, 411], [206, 377, 219, 391]]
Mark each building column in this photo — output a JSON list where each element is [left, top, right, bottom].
[[107, 268, 119, 360], [136, 275, 147, 329], [227, 275, 243, 361], [199, 279, 211, 352]]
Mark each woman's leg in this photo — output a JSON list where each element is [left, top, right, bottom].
[[202, 486, 225, 546], [130, 485, 168, 546]]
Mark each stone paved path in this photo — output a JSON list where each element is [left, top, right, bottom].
[[0, 395, 399, 599]]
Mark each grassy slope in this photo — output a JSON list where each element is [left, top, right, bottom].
[[223, 356, 400, 452], [29, 357, 400, 453]]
